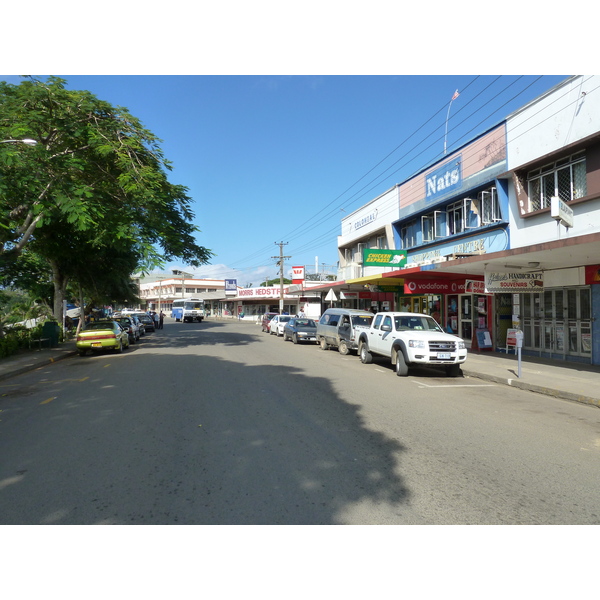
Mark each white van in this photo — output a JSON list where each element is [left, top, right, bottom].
[[316, 308, 375, 354]]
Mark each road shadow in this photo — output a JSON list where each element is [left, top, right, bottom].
[[0, 323, 411, 525]]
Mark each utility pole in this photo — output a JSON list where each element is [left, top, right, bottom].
[[272, 242, 291, 314]]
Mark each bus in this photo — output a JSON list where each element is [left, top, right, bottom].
[[171, 298, 206, 323]]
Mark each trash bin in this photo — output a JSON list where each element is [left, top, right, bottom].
[[42, 321, 60, 347]]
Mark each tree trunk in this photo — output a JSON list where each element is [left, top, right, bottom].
[[77, 285, 85, 336], [49, 259, 68, 322]]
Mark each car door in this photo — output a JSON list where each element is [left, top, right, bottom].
[[371, 314, 393, 354], [367, 314, 383, 351]]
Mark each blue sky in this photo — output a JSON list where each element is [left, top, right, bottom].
[[2, 3, 583, 286], [2, 74, 568, 285]]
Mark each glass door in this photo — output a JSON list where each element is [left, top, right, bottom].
[[460, 295, 473, 347]]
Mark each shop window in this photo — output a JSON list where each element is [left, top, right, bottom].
[[421, 211, 445, 242], [401, 220, 417, 249], [479, 188, 501, 224], [526, 151, 586, 212]]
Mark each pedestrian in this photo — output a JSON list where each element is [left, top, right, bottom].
[[153, 311, 159, 329], [159, 311, 164, 329], [299, 306, 306, 317]]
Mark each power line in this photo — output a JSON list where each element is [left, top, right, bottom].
[[225, 76, 571, 274]]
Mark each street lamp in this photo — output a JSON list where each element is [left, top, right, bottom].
[[0, 138, 38, 146]]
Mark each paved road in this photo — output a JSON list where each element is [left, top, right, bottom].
[[0, 319, 599, 524]]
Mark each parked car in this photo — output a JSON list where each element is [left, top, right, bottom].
[[261, 312, 279, 333], [113, 316, 141, 343], [283, 318, 318, 344], [270, 314, 294, 336], [316, 308, 375, 354], [129, 314, 145, 336], [76, 320, 130, 356], [355, 311, 467, 377], [133, 313, 155, 332]]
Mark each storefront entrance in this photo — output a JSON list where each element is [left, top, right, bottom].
[[447, 293, 491, 349], [397, 295, 442, 323], [521, 288, 591, 360]]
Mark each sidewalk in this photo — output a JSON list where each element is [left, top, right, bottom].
[[463, 351, 600, 407], [1, 336, 599, 408], [0, 340, 78, 382]]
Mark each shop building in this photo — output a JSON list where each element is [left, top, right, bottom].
[[390, 122, 510, 346], [501, 75, 600, 363], [227, 284, 324, 320], [335, 185, 404, 311], [319, 75, 600, 364], [138, 276, 230, 316], [387, 75, 600, 363]]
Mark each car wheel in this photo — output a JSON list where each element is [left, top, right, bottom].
[[338, 340, 349, 355], [293, 333, 299, 344], [445, 364, 462, 377], [395, 350, 408, 376], [114, 341, 123, 354], [319, 338, 329, 351], [359, 342, 372, 364], [78, 349, 87, 357], [130, 335, 135, 344]]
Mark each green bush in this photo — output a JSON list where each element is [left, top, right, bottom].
[[0, 334, 19, 358]]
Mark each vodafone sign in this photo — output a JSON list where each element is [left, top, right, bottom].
[[403, 278, 482, 294]]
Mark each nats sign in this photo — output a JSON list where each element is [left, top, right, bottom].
[[292, 266, 305, 284]]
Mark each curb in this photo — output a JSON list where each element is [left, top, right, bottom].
[[463, 369, 600, 408]]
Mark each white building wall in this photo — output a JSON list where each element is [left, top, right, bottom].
[[339, 185, 400, 247], [506, 75, 600, 168], [506, 75, 600, 249]]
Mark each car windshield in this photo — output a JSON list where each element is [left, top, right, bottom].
[[280, 316, 292, 322], [394, 315, 443, 332], [352, 315, 374, 327], [295, 319, 316, 327]]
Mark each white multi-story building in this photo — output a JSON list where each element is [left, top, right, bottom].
[[138, 276, 228, 316]]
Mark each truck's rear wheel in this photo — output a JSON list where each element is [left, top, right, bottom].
[[319, 338, 329, 350], [359, 342, 372, 364]]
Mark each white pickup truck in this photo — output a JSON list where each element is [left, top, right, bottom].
[[355, 312, 467, 377]]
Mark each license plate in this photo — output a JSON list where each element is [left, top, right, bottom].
[[437, 353, 451, 359], [91, 342, 102, 348]]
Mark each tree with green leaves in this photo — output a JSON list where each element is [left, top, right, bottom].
[[0, 76, 212, 318]]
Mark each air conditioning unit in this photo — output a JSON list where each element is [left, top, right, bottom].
[[355, 243, 367, 264]]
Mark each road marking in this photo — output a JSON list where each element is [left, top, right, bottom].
[[40, 397, 56, 404], [413, 381, 497, 388]]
